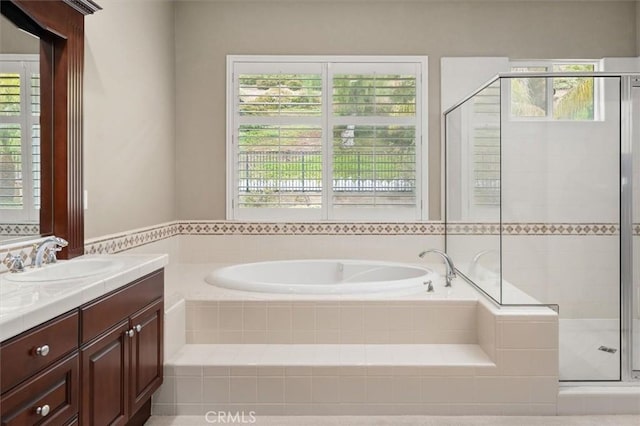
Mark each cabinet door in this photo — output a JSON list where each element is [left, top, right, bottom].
[[81, 321, 130, 426], [129, 299, 163, 414]]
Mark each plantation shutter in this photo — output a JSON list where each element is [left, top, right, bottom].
[[329, 62, 421, 220], [232, 62, 324, 220], [229, 57, 426, 221], [0, 56, 40, 222]]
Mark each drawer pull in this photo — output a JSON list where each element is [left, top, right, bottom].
[[35, 404, 50, 417], [35, 345, 50, 357], [135, 324, 142, 333]]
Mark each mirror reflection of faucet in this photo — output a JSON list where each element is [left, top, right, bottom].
[[468, 249, 499, 282]]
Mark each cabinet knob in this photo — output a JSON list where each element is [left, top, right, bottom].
[[135, 324, 142, 333], [35, 404, 50, 417], [125, 329, 135, 338], [35, 345, 50, 357]]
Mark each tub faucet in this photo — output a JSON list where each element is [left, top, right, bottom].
[[33, 236, 68, 267], [418, 249, 456, 287]]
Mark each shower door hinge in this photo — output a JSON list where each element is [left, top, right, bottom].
[[548, 304, 560, 314]]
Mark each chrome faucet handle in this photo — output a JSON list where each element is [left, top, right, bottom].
[[30, 243, 38, 265], [424, 280, 434, 292], [5, 255, 25, 273]]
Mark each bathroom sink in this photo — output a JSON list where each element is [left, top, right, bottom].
[[3, 258, 122, 283]]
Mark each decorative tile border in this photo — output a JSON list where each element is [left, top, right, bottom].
[[503, 223, 620, 236], [178, 221, 445, 236], [447, 222, 621, 236], [0, 223, 40, 236], [84, 222, 180, 255], [1, 221, 638, 271]]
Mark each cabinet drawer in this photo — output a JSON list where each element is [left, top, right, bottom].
[[81, 270, 163, 344], [1, 311, 79, 393], [0, 352, 79, 426]]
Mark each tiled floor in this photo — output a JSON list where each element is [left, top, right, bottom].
[[145, 415, 640, 425], [559, 319, 620, 381]]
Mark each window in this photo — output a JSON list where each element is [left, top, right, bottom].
[[510, 61, 599, 120], [0, 55, 40, 223], [227, 56, 427, 221]]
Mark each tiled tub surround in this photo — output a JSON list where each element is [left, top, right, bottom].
[[152, 259, 560, 416], [184, 299, 478, 345], [0, 253, 169, 341], [155, 289, 560, 416]]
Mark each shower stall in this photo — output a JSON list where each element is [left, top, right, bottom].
[[444, 72, 639, 382]]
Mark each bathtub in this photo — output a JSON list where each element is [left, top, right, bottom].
[[205, 259, 436, 295]]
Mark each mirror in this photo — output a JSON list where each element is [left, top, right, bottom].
[[0, 13, 51, 243], [1, 0, 99, 257]]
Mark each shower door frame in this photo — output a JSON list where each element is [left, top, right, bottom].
[[623, 76, 638, 381]]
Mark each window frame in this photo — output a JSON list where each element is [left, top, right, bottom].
[[0, 54, 40, 223], [508, 59, 602, 122], [226, 55, 428, 222]]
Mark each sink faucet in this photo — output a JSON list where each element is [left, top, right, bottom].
[[33, 236, 69, 267], [418, 249, 457, 287]]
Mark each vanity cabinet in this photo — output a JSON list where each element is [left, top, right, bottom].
[[80, 271, 163, 426], [0, 269, 164, 426]]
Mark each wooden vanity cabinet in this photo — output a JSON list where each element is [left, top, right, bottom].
[[80, 270, 164, 426], [0, 269, 164, 426]]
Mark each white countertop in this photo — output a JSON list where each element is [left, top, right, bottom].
[[0, 253, 169, 342]]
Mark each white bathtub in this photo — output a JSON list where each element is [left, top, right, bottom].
[[205, 259, 436, 295]]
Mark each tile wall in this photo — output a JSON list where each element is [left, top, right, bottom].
[[153, 301, 560, 416], [185, 300, 477, 345]]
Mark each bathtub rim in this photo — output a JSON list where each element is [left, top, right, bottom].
[[205, 258, 438, 295]]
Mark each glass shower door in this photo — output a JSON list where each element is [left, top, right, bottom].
[[500, 75, 621, 381]]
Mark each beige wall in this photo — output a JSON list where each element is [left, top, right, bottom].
[[84, 0, 176, 239], [0, 15, 39, 54], [175, 0, 636, 220]]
